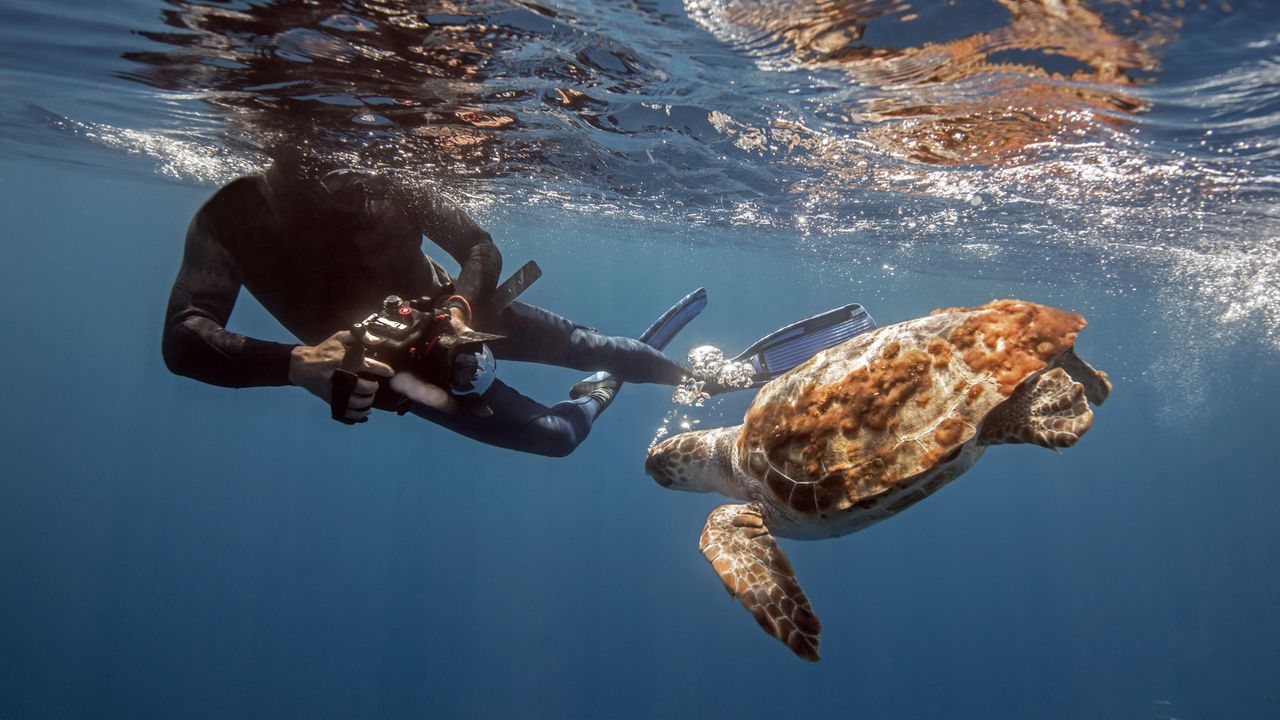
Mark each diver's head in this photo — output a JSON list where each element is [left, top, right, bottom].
[[264, 145, 376, 220], [265, 144, 334, 189]]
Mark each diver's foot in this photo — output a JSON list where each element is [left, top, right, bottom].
[[570, 371, 612, 399], [571, 375, 620, 416], [696, 377, 734, 396], [570, 373, 620, 401], [685, 365, 748, 397], [670, 373, 737, 407]]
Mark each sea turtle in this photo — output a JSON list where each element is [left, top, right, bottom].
[[645, 299, 1111, 661]]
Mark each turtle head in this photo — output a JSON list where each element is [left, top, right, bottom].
[[645, 427, 737, 494]]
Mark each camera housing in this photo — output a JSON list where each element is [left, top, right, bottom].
[[339, 295, 502, 417]]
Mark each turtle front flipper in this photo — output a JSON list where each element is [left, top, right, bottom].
[[1052, 347, 1111, 406], [699, 504, 822, 661], [981, 367, 1093, 449]]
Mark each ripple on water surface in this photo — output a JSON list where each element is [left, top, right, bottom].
[[2, 0, 1277, 360]]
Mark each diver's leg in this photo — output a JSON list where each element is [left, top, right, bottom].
[[406, 378, 609, 457], [482, 302, 686, 385], [510, 395, 609, 457]]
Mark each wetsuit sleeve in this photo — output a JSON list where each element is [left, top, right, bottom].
[[396, 183, 502, 312], [161, 209, 297, 388]]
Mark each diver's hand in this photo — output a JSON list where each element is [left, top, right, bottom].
[[448, 306, 474, 336], [288, 331, 394, 423], [389, 372, 458, 413]]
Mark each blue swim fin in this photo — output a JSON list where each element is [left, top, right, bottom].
[[639, 287, 708, 350], [721, 303, 876, 391], [571, 287, 708, 395]]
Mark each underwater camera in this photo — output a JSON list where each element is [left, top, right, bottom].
[[330, 261, 541, 424]]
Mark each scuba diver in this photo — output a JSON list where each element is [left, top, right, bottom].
[[162, 153, 874, 456]]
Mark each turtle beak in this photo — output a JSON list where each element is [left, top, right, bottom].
[[644, 440, 677, 487]]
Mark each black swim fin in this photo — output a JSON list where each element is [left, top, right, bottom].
[[486, 260, 542, 317], [712, 303, 877, 393]]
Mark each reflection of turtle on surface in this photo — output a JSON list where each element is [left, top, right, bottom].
[[690, 0, 1167, 166], [645, 300, 1111, 660]]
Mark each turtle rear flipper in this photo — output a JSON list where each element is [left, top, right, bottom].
[[699, 504, 822, 661], [981, 367, 1093, 449]]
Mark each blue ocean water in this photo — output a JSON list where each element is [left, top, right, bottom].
[[2, 0, 1279, 718]]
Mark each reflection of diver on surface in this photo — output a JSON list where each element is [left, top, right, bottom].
[[162, 154, 699, 456]]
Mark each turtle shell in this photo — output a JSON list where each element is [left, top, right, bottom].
[[736, 300, 1086, 515]]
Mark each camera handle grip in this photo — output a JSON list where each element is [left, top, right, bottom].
[[330, 325, 371, 425]]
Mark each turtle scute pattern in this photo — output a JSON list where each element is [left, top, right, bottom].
[[736, 300, 1087, 515]]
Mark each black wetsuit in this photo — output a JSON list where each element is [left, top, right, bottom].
[[162, 169, 685, 456]]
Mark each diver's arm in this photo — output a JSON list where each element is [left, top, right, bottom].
[[397, 183, 502, 312], [161, 210, 298, 388]]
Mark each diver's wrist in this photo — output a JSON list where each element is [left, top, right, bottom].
[[445, 294, 472, 324], [286, 344, 310, 386]]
